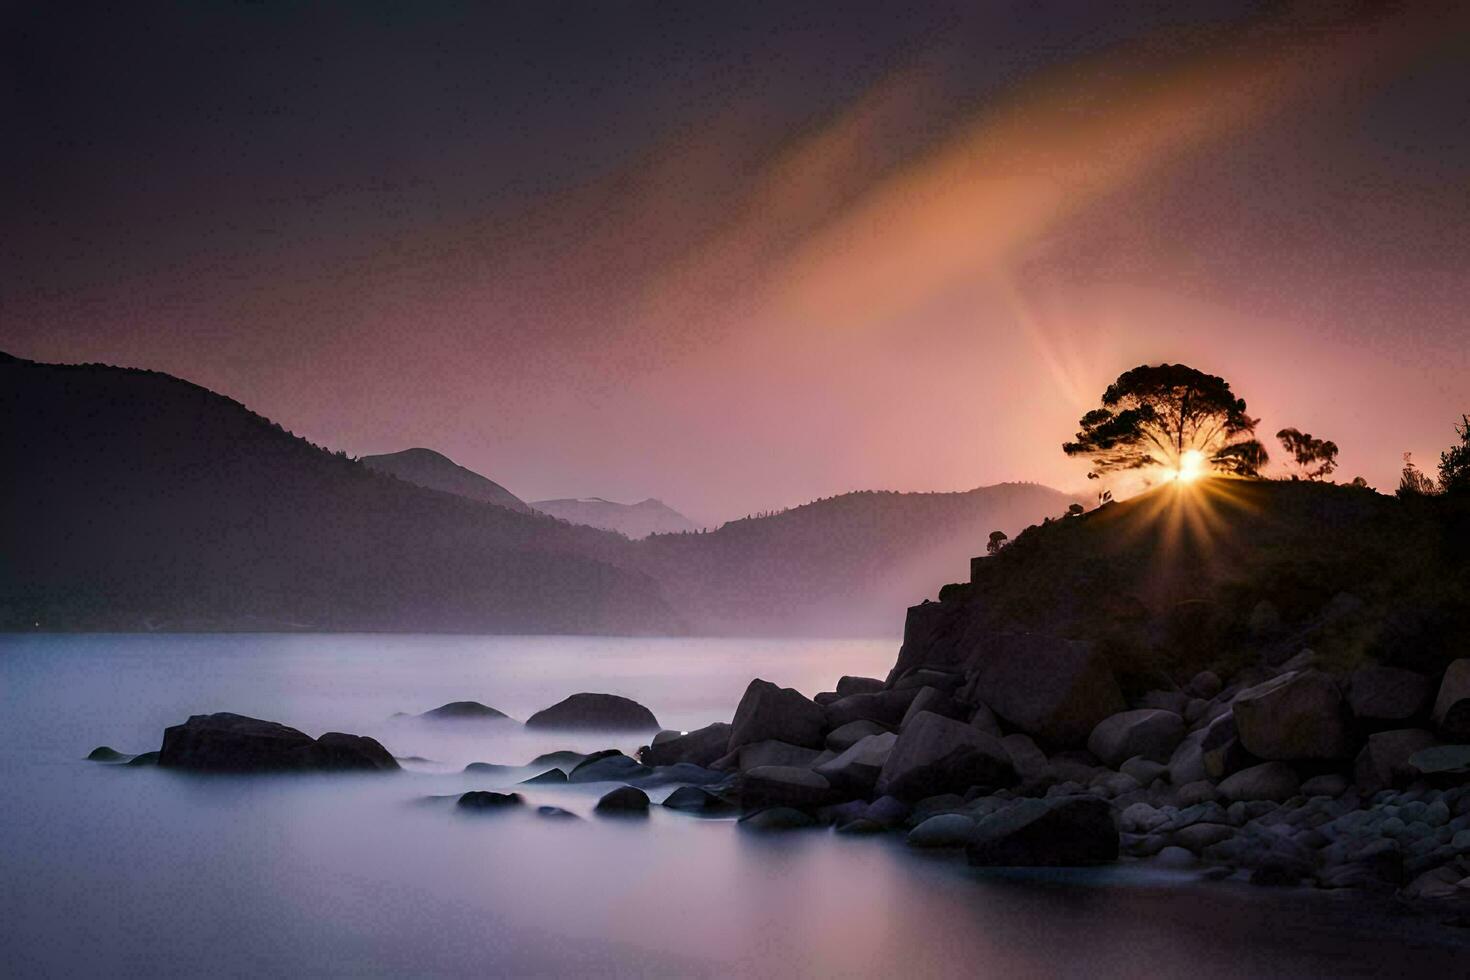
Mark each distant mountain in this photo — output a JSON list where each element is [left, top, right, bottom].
[[0, 353, 677, 634], [361, 448, 530, 513], [634, 484, 1090, 635], [532, 497, 696, 539]]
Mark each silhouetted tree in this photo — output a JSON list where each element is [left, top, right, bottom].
[[1440, 415, 1470, 495], [1349, 476, 1370, 489], [1276, 428, 1339, 481], [986, 530, 1008, 555], [1398, 452, 1439, 498], [1063, 363, 1266, 479]]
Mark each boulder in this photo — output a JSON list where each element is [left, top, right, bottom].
[[1232, 670, 1352, 760], [728, 679, 826, 751], [528, 750, 586, 770], [970, 703, 1002, 737], [900, 687, 966, 728], [1187, 671, 1223, 700], [739, 766, 833, 809], [639, 723, 732, 768], [1218, 761, 1300, 802], [875, 712, 1014, 801], [537, 806, 579, 820], [1431, 660, 1470, 740], [417, 701, 512, 722], [823, 689, 921, 730], [1120, 756, 1167, 787], [826, 719, 888, 752], [966, 796, 1119, 867], [1002, 733, 1050, 790], [1136, 690, 1189, 715], [814, 732, 897, 795], [1198, 712, 1249, 780], [457, 791, 523, 810], [836, 675, 885, 697], [863, 795, 911, 827], [524, 693, 659, 732], [126, 751, 159, 767], [1167, 730, 1209, 786], [738, 807, 819, 831], [662, 786, 735, 813], [1087, 709, 1185, 768], [568, 752, 651, 783], [86, 746, 131, 762], [963, 633, 1125, 749], [1347, 666, 1432, 724], [1409, 744, 1470, 779], [1300, 773, 1349, 797], [158, 713, 398, 773], [594, 786, 651, 814], [520, 768, 568, 785], [894, 669, 964, 693], [631, 763, 726, 788], [1354, 729, 1439, 794], [1171, 822, 1236, 853], [713, 739, 822, 772], [907, 813, 978, 848]]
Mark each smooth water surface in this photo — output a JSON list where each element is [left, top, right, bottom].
[[2, 634, 1465, 977]]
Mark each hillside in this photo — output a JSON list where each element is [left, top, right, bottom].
[[0, 353, 677, 633], [896, 478, 1470, 690], [533, 497, 696, 538], [636, 484, 1088, 635], [361, 448, 530, 513]]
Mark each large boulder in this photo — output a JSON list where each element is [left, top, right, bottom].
[[822, 689, 921, 730], [416, 701, 512, 722], [524, 693, 659, 732], [962, 633, 1125, 749], [728, 679, 826, 751], [594, 786, 651, 814], [738, 766, 833, 809], [568, 751, 651, 783], [639, 723, 731, 768], [159, 713, 398, 773], [900, 687, 966, 728], [826, 719, 889, 752], [713, 739, 822, 772], [1086, 709, 1185, 768], [1217, 761, 1300, 803], [966, 796, 1118, 867], [1431, 660, 1470, 740], [1354, 729, 1439, 795], [1232, 670, 1352, 760], [814, 732, 897, 795], [836, 676, 885, 697], [457, 791, 523, 810], [1347, 666, 1432, 725], [875, 712, 1014, 800]]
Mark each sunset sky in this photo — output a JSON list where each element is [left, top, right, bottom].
[[5, 1, 1468, 524]]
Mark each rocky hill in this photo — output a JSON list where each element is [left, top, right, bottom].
[[361, 448, 530, 513]]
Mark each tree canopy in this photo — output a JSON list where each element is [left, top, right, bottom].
[[1276, 427, 1339, 481], [1062, 364, 1266, 480], [1440, 415, 1470, 494]]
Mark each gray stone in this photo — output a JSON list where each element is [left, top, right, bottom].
[[1172, 822, 1236, 852], [966, 796, 1119, 867], [863, 795, 911, 827], [970, 702, 1002, 737], [457, 791, 523, 810], [1233, 670, 1352, 760], [1088, 709, 1185, 767], [1002, 733, 1050, 789], [1156, 845, 1197, 867], [1218, 762, 1300, 803], [715, 739, 823, 772], [875, 712, 1014, 801], [728, 679, 826, 751], [662, 786, 734, 813], [1176, 780, 1220, 806], [568, 752, 651, 783], [1432, 660, 1470, 740], [159, 713, 398, 773]]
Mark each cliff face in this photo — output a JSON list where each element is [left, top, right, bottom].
[[889, 479, 1469, 695]]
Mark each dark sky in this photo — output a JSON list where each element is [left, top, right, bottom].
[[5, 1, 1468, 523]]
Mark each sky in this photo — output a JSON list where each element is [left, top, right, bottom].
[[4, 1, 1468, 525]]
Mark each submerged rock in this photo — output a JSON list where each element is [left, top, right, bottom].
[[86, 746, 131, 762], [158, 713, 398, 773], [537, 806, 580, 820], [966, 796, 1119, 867], [568, 752, 651, 783], [525, 693, 660, 732], [907, 813, 978, 848], [416, 701, 513, 722], [457, 791, 524, 810], [662, 786, 736, 813], [125, 751, 160, 767], [521, 768, 569, 785], [594, 786, 651, 814], [738, 807, 819, 831]]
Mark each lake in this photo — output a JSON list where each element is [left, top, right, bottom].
[[2, 633, 1465, 977]]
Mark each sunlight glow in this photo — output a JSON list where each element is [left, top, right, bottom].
[[1176, 449, 1207, 483]]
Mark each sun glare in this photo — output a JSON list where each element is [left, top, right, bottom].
[[1176, 449, 1207, 483]]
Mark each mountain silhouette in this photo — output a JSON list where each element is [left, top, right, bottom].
[[533, 497, 696, 538], [362, 448, 530, 513]]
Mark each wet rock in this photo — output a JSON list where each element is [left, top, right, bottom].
[[1087, 709, 1185, 767], [568, 752, 651, 783], [728, 679, 826, 751], [907, 813, 978, 848], [875, 712, 1014, 801], [631, 763, 727, 788], [836, 675, 885, 697], [1218, 762, 1300, 803], [739, 766, 833, 809], [521, 768, 568, 785], [594, 786, 651, 814], [863, 795, 911, 827], [537, 806, 579, 820], [823, 689, 921, 730], [1402, 863, 1469, 901], [1431, 660, 1470, 740], [159, 713, 398, 773], [639, 722, 732, 768], [524, 693, 659, 732], [417, 701, 512, 722], [739, 807, 820, 831], [86, 746, 131, 762], [662, 785, 736, 813], [835, 818, 885, 835], [963, 633, 1125, 749], [457, 791, 523, 810], [814, 732, 897, 795], [125, 751, 159, 767], [966, 796, 1119, 867], [826, 719, 888, 752], [1348, 666, 1432, 725], [1233, 671, 1352, 760], [1355, 729, 1438, 795], [464, 762, 518, 777], [528, 750, 586, 770]]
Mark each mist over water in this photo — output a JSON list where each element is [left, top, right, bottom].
[[3, 634, 1465, 977]]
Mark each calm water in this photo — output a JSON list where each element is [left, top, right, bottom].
[[2, 634, 1466, 978]]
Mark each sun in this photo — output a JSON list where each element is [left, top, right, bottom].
[[1176, 449, 1208, 483]]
